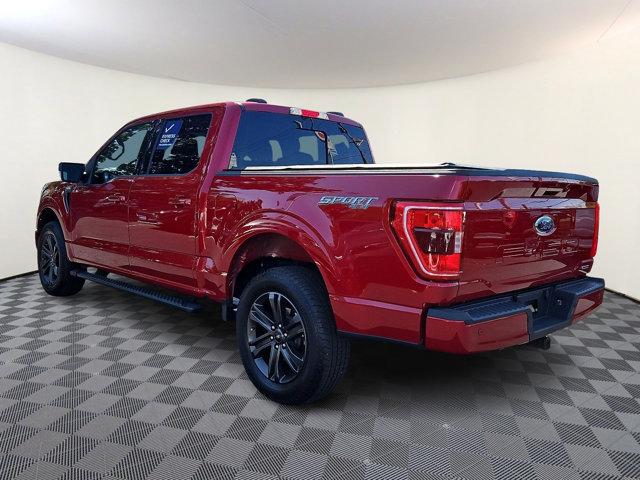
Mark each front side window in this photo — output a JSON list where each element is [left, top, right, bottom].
[[230, 111, 373, 169], [148, 114, 211, 175], [92, 122, 154, 184]]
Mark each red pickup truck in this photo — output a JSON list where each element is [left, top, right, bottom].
[[36, 100, 604, 404]]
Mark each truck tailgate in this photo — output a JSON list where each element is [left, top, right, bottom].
[[456, 176, 598, 301]]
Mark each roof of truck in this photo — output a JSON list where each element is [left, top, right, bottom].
[[128, 101, 363, 127]]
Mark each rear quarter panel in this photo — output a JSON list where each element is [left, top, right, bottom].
[[208, 172, 467, 302], [203, 172, 467, 342]]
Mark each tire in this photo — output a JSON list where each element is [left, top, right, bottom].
[[236, 266, 350, 404], [37, 221, 85, 296]]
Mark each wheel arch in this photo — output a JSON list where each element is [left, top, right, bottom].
[[36, 207, 63, 241], [226, 231, 335, 302]]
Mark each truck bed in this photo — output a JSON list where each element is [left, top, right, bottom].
[[235, 163, 598, 183], [212, 162, 599, 342]]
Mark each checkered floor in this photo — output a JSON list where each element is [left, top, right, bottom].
[[1, 274, 640, 480]]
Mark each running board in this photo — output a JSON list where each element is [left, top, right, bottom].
[[71, 270, 201, 313]]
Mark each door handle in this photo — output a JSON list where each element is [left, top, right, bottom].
[[105, 194, 126, 204], [136, 212, 161, 225], [168, 197, 191, 207]]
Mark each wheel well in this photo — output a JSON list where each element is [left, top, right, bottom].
[[233, 257, 322, 300], [228, 233, 324, 300], [36, 208, 60, 240]]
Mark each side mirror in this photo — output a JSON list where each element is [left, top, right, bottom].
[[59, 162, 85, 183]]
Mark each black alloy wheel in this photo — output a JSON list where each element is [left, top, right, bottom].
[[39, 231, 60, 287], [236, 266, 350, 404], [37, 221, 85, 296], [247, 291, 307, 383]]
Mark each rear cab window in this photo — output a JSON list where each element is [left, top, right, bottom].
[[147, 114, 212, 175], [230, 111, 373, 169]]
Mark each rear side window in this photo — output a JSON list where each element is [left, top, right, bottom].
[[92, 122, 154, 184], [230, 111, 373, 169], [148, 114, 211, 175]]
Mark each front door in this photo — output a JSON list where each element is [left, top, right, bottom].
[[128, 113, 213, 289], [68, 121, 155, 269]]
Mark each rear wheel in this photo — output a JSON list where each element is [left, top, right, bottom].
[[37, 221, 85, 296], [236, 266, 350, 404]]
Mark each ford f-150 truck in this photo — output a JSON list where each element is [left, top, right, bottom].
[[36, 100, 604, 404]]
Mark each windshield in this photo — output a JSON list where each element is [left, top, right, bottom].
[[230, 111, 374, 169]]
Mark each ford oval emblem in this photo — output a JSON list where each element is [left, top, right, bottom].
[[534, 215, 556, 236]]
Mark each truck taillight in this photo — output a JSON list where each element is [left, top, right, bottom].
[[391, 202, 464, 280], [590, 202, 600, 257]]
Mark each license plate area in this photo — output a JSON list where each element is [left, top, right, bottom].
[[514, 287, 571, 339]]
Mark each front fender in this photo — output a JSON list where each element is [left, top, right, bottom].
[[37, 193, 69, 240]]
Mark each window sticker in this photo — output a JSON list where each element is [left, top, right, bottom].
[[157, 119, 183, 150]]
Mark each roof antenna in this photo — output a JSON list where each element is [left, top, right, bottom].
[[246, 98, 267, 103]]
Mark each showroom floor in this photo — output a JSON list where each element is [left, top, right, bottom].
[[0, 275, 639, 480]]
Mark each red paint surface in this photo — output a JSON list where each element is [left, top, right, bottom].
[[330, 295, 423, 343], [37, 101, 604, 351], [572, 289, 605, 323], [425, 312, 530, 354]]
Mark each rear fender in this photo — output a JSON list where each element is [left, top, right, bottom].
[[221, 212, 339, 298]]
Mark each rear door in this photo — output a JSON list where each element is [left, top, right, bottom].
[[69, 121, 155, 269], [128, 113, 213, 289]]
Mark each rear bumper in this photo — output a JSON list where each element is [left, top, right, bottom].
[[425, 276, 604, 354]]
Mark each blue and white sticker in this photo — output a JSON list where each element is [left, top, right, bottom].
[[157, 119, 183, 150]]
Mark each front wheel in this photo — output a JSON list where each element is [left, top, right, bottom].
[[37, 221, 85, 296], [236, 266, 350, 404]]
